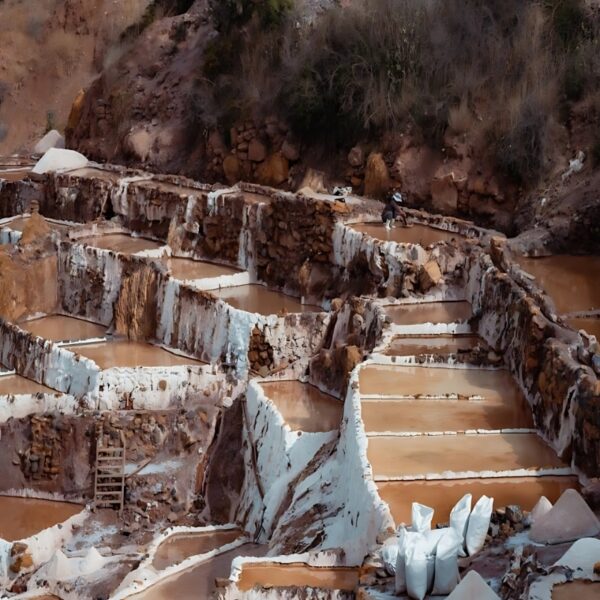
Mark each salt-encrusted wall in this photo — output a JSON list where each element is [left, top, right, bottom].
[[0, 179, 43, 218], [466, 248, 600, 476]]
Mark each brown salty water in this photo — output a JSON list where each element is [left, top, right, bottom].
[[552, 581, 600, 600], [567, 317, 600, 340], [0, 374, 56, 395], [165, 257, 241, 281], [377, 476, 578, 525], [79, 234, 164, 255], [352, 222, 465, 246], [385, 335, 480, 356], [152, 529, 242, 571], [66, 341, 204, 370], [516, 255, 600, 314], [1, 216, 71, 234], [237, 564, 359, 592], [0, 169, 30, 182], [367, 433, 566, 479], [130, 543, 268, 600], [20, 315, 106, 342], [361, 397, 533, 433], [384, 301, 472, 326], [209, 285, 321, 315], [259, 381, 342, 432], [0, 496, 81, 541], [359, 365, 523, 401]]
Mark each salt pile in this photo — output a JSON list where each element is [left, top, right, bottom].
[[32, 148, 88, 174], [446, 570, 501, 600]]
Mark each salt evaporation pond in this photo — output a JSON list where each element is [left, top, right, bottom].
[[0, 216, 71, 234], [359, 365, 524, 401], [367, 433, 566, 479], [0, 496, 80, 541], [567, 317, 600, 340], [165, 257, 241, 281], [209, 284, 321, 315], [79, 234, 164, 255], [237, 563, 359, 592], [0, 169, 30, 182], [385, 334, 480, 355], [552, 581, 600, 600], [152, 528, 242, 571], [21, 315, 106, 342], [0, 374, 56, 395], [361, 396, 533, 433], [351, 222, 465, 246], [384, 301, 472, 325], [378, 476, 578, 525], [65, 341, 204, 369], [130, 543, 268, 600], [516, 255, 600, 314], [259, 381, 342, 432]]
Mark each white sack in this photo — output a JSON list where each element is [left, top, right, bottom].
[[412, 502, 434, 533], [466, 495, 493, 556], [432, 528, 462, 595]]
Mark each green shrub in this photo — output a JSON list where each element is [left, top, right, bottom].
[[546, 0, 587, 49]]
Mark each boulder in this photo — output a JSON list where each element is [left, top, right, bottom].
[[248, 138, 267, 162], [281, 139, 300, 162], [419, 260, 442, 292], [34, 129, 65, 155], [66, 88, 86, 135], [297, 168, 327, 194], [530, 489, 600, 544], [123, 127, 152, 162], [256, 152, 289, 186], [348, 145, 364, 167], [364, 152, 390, 198], [446, 570, 500, 600], [32, 148, 88, 174], [222, 154, 241, 185], [390, 145, 432, 200]]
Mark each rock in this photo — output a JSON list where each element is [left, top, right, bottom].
[[348, 145, 364, 167], [530, 489, 600, 544], [222, 154, 241, 185], [446, 570, 500, 600], [431, 163, 468, 213], [248, 138, 267, 162], [123, 127, 152, 162], [297, 168, 327, 194], [505, 505, 523, 525], [256, 152, 289, 186], [32, 148, 88, 174], [281, 139, 299, 162], [208, 130, 227, 157], [364, 152, 390, 198], [419, 260, 442, 291], [34, 130, 65, 155], [391, 145, 431, 200], [66, 88, 85, 136]]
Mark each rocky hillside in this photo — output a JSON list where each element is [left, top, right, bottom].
[[3, 0, 600, 236]]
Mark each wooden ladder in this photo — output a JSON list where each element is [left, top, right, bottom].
[[93, 426, 126, 515]]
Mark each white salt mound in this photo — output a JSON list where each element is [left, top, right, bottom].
[[554, 538, 600, 571], [529, 496, 553, 525], [34, 129, 65, 154], [32, 148, 88, 174], [80, 546, 106, 575], [42, 549, 71, 580], [530, 489, 600, 544], [446, 570, 501, 600]]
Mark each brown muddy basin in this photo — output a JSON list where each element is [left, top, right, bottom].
[[165, 257, 241, 281], [0, 374, 57, 395], [516, 255, 600, 314], [352, 222, 465, 246], [20, 315, 106, 342], [65, 340, 204, 369], [209, 284, 321, 315], [552, 580, 600, 600], [378, 476, 578, 525], [130, 543, 268, 600], [361, 397, 533, 433], [567, 317, 600, 340], [0, 216, 71, 234], [259, 381, 342, 432], [79, 234, 164, 255], [0, 169, 30, 182], [0, 496, 81, 541], [385, 334, 480, 355], [384, 301, 472, 326], [153, 528, 242, 571], [359, 365, 524, 401], [367, 433, 566, 479], [237, 563, 359, 592]]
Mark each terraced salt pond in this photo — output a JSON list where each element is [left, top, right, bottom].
[[352, 222, 465, 246], [164, 257, 241, 281], [79, 234, 164, 255], [385, 334, 480, 355], [568, 317, 600, 339], [0, 169, 30, 182], [378, 476, 578, 525], [0, 216, 71, 235], [209, 284, 321, 315], [0, 496, 81, 541], [552, 581, 600, 600], [517, 255, 600, 314], [20, 315, 106, 342], [0, 374, 56, 395], [237, 563, 359, 592], [384, 301, 472, 325], [259, 381, 342, 432], [65, 341, 204, 369], [152, 528, 242, 571]]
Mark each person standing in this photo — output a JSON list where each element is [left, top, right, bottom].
[[381, 191, 406, 229]]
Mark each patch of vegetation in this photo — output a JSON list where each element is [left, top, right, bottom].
[[210, 0, 293, 33], [121, 0, 195, 42]]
